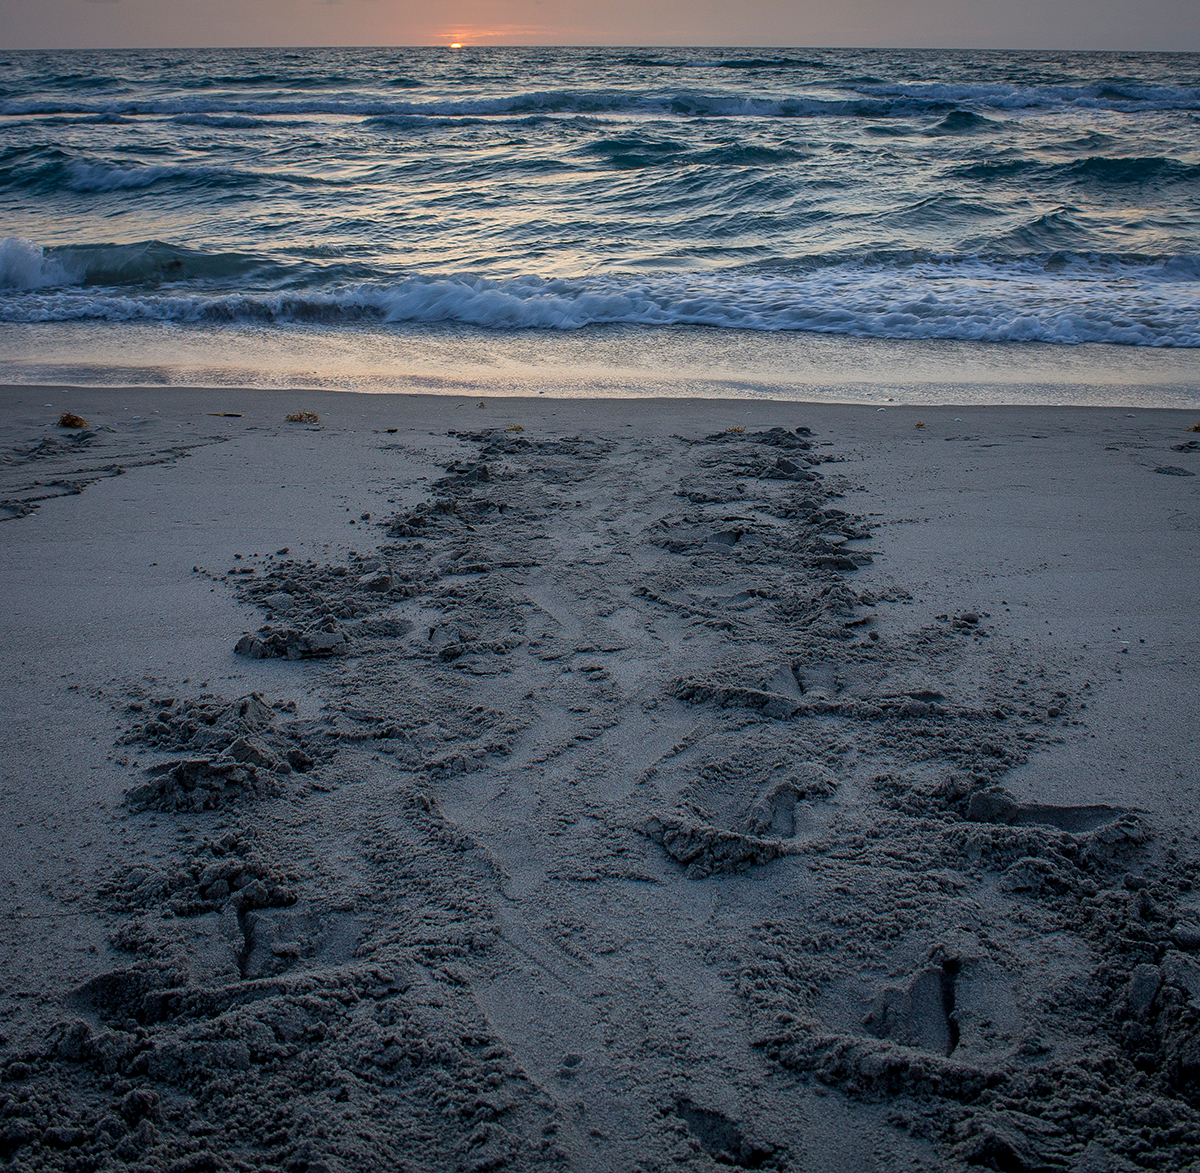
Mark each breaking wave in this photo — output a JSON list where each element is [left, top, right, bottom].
[[4, 243, 1199, 346]]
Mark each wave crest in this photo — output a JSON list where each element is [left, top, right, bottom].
[[4, 257, 1200, 346], [0, 238, 70, 290], [0, 238, 274, 290]]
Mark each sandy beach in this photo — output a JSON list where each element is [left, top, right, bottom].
[[2, 383, 1200, 1172]]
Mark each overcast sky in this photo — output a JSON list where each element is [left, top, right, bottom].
[[2, 0, 1198, 52]]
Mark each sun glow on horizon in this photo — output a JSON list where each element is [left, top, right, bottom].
[[434, 24, 554, 45]]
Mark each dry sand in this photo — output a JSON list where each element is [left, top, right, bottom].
[[1, 384, 1199, 1173]]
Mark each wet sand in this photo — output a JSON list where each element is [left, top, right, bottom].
[[2, 384, 1199, 1172]]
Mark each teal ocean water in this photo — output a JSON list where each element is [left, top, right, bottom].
[[2, 46, 1200, 397]]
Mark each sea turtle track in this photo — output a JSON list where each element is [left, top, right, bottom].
[[8, 422, 1200, 1171]]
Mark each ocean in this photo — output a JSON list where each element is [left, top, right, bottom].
[[2, 46, 1200, 401]]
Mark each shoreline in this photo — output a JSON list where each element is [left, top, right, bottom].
[[2, 383, 1200, 1171], [4, 321, 1200, 409]]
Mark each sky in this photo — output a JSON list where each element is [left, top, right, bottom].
[[1, 0, 1198, 52]]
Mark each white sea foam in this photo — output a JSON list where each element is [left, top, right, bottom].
[[0, 238, 72, 290], [3, 260, 1199, 346]]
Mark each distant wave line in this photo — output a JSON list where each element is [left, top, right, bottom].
[[4, 81, 1200, 122]]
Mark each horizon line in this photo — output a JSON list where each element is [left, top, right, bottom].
[[4, 43, 1200, 54]]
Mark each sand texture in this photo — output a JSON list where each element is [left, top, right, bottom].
[[1, 387, 1199, 1172]]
